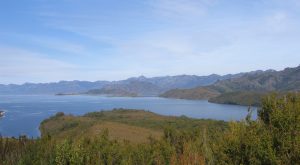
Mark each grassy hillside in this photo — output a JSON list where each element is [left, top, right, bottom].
[[40, 109, 227, 143]]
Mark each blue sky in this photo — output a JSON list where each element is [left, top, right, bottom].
[[0, 0, 300, 84]]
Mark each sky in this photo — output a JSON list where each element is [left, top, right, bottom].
[[0, 0, 300, 84]]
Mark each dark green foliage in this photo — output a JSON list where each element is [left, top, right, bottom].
[[259, 93, 300, 164], [41, 112, 65, 125], [209, 91, 265, 106], [55, 112, 65, 117], [0, 129, 206, 165], [214, 93, 300, 165], [160, 87, 220, 100]]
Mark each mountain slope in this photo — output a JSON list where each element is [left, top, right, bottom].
[[160, 87, 220, 100], [87, 73, 244, 96], [126, 74, 244, 90], [161, 65, 300, 105], [209, 66, 300, 93], [0, 74, 243, 95], [86, 80, 162, 96], [0, 81, 109, 95]]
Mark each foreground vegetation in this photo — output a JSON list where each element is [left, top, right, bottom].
[[1, 93, 300, 164]]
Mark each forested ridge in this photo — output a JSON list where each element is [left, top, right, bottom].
[[161, 65, 300, 106], [1, 93, 300, 165]]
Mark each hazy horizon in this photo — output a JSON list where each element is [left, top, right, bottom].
[[1, 0, 300, 84], [1, 64, 299, 85]]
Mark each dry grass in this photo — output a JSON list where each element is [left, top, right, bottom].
[[40, 109, 227, 143], [40, 112, 163, 143], [87, 122, 162, 143]]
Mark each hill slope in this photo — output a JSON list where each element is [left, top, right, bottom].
[[126, 74, 244, 90], [85, 74, 244, 96], [161, 65, 300, 105], [160, 87, 220, 100], [40, 109, 227, 143], [209, 66, 300, 93], [86, 80, 162, 96]]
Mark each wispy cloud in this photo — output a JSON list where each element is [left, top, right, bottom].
[[1, 0, 300, 83], [0, 32, 87, 55], [37, 0, 300, 74], [0, 46, 76, 84], [33, 37, 86, 55], [147, 0, 215, 19], [0, 46, 156, 84], [264, 11, 290, 33]]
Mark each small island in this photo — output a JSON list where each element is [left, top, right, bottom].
[[0, 110, 5, 117], [55, 93, 79, 96]]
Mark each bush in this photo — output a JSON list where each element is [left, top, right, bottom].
[[1, 93, 300, 164]]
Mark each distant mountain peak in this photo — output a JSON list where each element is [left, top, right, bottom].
[[0, 72, 247, 95], [137, 75, 147, 79], [161, 65, 300, 104], [124, 75, 149, 83]]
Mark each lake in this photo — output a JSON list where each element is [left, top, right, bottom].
[[0, 95, 257, 137]]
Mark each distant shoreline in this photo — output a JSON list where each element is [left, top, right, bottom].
[[55, 93, 79, 96], [55, 93, 143, 98]]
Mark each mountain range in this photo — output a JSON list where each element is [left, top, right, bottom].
[[0, 74, 243, 96], [0, 81, 109, 95], [1, 65, 299, 104], [161, 65, 300, 105]]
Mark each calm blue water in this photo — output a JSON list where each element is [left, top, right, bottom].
[[0, 95, 256, 137]]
